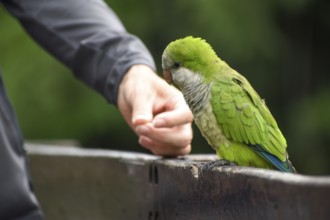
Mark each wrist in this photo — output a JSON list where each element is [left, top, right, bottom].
[[119, 65, 155, 101]]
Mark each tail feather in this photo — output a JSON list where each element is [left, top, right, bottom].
[[249, 144, 297, 173]]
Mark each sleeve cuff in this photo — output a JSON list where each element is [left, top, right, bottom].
[[72, 32, 156, 105]]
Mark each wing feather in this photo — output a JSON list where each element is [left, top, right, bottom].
[[211, 74, 287, 162]]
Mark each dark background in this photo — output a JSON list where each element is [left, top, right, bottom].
[[0, 0, 329, 174]]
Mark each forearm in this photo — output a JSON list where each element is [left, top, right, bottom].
[[2, 0, 156, 104]]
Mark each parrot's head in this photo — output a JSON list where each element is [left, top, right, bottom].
[[162, 36, 219, 90]]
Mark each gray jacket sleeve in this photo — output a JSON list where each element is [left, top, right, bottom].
[[2, 0, 156, 105]]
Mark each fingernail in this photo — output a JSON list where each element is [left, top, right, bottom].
[[133, 114, 152, 125], [139, 136, 152, 147], [136, 125, 150, 135], [153, 119, 166, 127]]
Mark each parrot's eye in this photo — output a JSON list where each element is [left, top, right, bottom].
[[173, 62, 181, 68]]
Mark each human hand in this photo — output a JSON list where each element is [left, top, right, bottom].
[[118, 64, 193, 156]]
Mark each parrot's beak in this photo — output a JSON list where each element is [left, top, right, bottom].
[[163, 69, 172, 83]]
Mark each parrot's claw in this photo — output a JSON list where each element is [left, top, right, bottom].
[[201, 159, 236, 171]]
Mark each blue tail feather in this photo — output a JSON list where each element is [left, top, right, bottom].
[[248, 144, 296, 173]]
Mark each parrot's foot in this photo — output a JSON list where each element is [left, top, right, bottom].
[[201, 159, 236, 171]]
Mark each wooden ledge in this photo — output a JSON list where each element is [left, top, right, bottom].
[[26, 144, 330, 220]]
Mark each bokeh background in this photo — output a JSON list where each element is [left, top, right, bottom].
[[0, 0, 329, 175]]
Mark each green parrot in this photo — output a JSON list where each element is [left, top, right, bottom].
[[162, 36, 296, 173]]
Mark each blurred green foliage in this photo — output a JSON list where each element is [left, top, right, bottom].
[[0, 0, 329, 174]]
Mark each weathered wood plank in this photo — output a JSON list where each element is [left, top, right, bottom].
[[27, 144, 330, 220]]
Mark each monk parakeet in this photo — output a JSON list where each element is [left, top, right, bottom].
[[162, 36, 296, 173]]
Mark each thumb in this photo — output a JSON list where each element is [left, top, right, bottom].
[[131, 95, 154, 127]]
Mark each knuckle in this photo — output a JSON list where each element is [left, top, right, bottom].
[[178, 137, 192, 148], [178, 145, 191, 155]]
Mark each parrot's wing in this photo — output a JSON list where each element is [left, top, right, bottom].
[[211, 74, 287, 163]]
